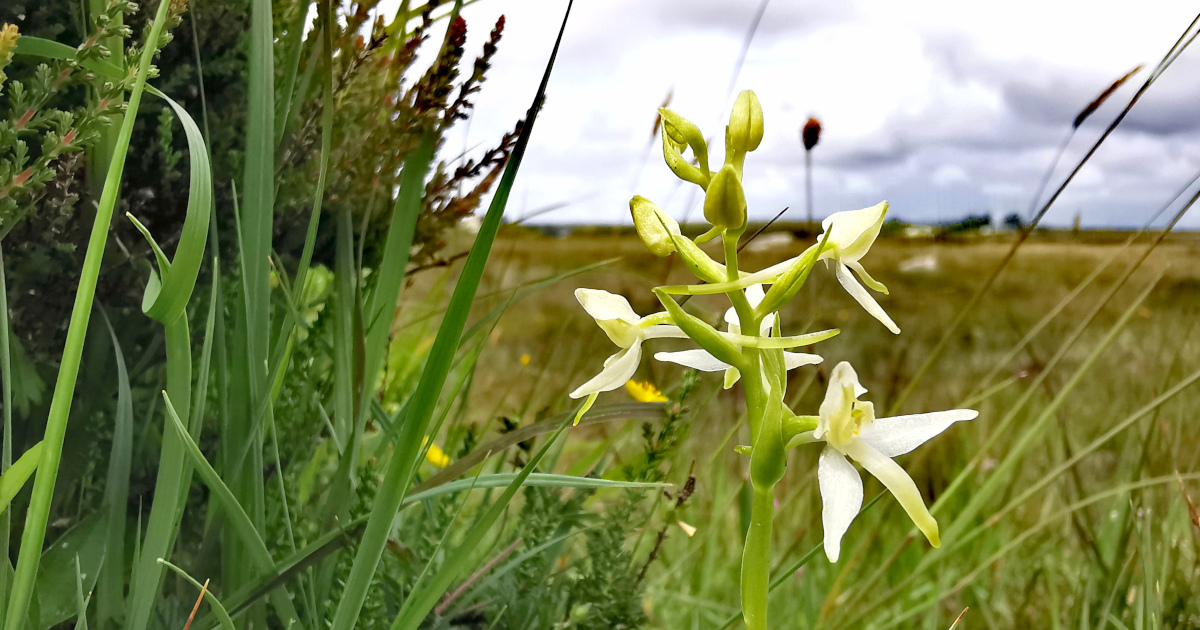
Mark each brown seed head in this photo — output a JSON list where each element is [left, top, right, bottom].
[[802, 117, 821, 151], [1074, 65, 1142, 129]]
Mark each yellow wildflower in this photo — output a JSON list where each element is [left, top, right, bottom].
[[625, 379, 668, 403], [520, 353, 532, 366], [421, 437, 451, 468]]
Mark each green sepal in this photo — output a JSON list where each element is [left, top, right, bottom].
[[662, 226, 726, 284], [721, 327, 839, 349], [756, 230, 832, 316], [652, 288, 748, 371], [782, 414, 819, 448]]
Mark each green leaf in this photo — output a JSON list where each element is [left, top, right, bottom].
[[29, 511, 106, 630]]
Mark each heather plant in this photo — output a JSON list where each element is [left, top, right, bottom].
[[0, 1, 687, 628]]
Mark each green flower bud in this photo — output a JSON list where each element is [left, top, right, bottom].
[[630, 195, 680, 257], [728, 90, 764, 153], [659, 107, 711, 187], [659, 108, 710, 169], [703, 165, 747, 231]]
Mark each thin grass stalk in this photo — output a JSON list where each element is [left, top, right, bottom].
[[949, 359, 1200, 561], [158, 560, 236, 630], [968, 168, 1200, 399], [943, 271, 1162, 540], [389, 419, 575, 630], [1, 0, 174, 625], [880, 473, 1200, 629], [162, 394, 301, 623], [888, 14, 1200, 414], [935, 187, 1197, 527]]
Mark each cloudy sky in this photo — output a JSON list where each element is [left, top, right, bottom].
[[388, 0, 1200, 228]]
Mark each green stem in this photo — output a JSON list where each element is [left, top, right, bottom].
[[2, 1, 173, 626], [723, 231, 757, 339], [741, 483, 775, 630], [125, 315, 192, 630]]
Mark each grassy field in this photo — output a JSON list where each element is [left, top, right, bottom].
[[421, 228, 1200, 628]]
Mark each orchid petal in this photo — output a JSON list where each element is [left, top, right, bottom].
[[845, 259, 888, 295], [724, 284, 769, 328], [783, 352, 823, 370], [575, 288, 639, 323], [818, 445, 863, 562], [724, 367, 740, 389], [858, 410, 978, 457], [844, 439, 940, 547], [569, 339, 643, 399], [820, 202, 886, 262], [746, 283, 766, 307], [654, 349, 730, 372], [724, 306, 739, 327], [835, 263, 900, 334]]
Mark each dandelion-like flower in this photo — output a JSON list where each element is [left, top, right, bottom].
[[625, 379, 668, 403], [803, 362, 976, 562]]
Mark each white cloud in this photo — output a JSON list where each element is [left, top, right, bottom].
[[381, 0, 1200, 229]]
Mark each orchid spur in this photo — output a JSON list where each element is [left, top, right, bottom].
[[797, 361, 977, 562]]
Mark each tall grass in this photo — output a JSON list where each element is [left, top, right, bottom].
[[0, 0, 688, 627]]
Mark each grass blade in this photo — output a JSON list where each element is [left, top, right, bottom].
[[161, 393, 300, 625], [329, 4, 574, 625], [157, 560, 235, 630], [390, 417, 574, 630], [2, 1, 176, 624], [0, 244, 11, 616], [0, 443, 42, 514], [95, 313, 133, 628]]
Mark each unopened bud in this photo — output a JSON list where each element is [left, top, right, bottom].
[[703, 165, 747, 231], [728, 90, 764, 153], [630, 195, 680, 257], [659, 107, 711, 187]]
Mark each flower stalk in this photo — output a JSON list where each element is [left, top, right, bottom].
[[569, 89, 977, 628]]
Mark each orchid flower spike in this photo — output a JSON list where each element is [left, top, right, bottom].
[[653, 285, 822, 388], [804, 362, 977, 562], [818, 201, 899, 334], [569, 289, 687, 399]]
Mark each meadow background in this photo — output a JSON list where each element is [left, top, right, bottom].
[[0, 0, 1198, 628]]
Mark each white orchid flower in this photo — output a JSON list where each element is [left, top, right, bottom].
[[653, 285, 822, 388], [569, 289, 687, 399], [817, 201, 899, 334], [803, 361, 977, 562]]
